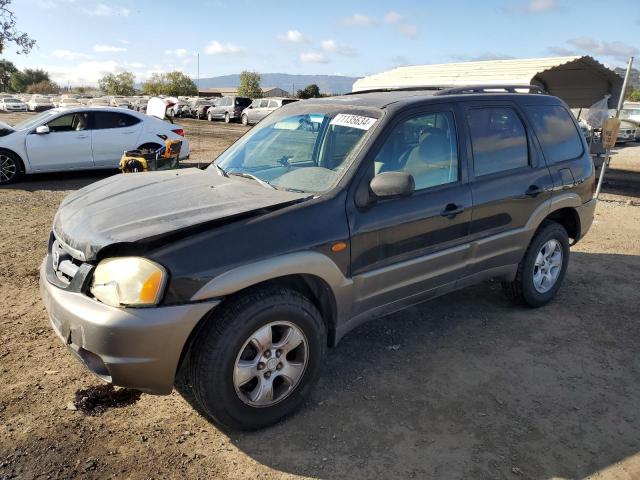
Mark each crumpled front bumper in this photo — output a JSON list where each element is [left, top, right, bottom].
[[40, 258, 219, 394]]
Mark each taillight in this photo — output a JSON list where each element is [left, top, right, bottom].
[[172, 129, 184, 137]]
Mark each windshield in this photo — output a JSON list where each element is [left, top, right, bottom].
[[211, 108, 379, 193], [13, 110, 58, 130], [4, 98, 20, 103]]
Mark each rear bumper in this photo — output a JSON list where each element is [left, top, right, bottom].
[[576, 198, 596, 241], [40, 258, 219, 394]]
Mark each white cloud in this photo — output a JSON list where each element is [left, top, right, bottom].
[[527, 0, 557, 12], [299, 52, 329, 64], [205, 40, 244, 55], [396, 24, 418, 38], [52, 49, 92, 60], [566, 37, 639, 61], [82, 3, 130, 16], [343, 14, 374, 25], [384, 11, 403, 23], [277, 29, 306, 43], [321, 39, 357, 56], [93, 44, 127, 53], [165, 48, 192, 58]]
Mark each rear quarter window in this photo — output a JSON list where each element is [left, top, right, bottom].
[[525, 105, 584, 163]]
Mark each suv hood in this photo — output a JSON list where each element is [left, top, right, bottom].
[[53, 168, 309, 261]]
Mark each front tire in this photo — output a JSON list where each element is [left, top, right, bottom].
[[241, 114, 248, 126], [503, 221, 569, 307], [189, 286, 326, 430], [0, 151, 24, 185]]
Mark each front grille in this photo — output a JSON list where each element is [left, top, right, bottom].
[[51, 239, 83, 285]]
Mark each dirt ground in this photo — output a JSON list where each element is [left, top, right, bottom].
[[1, 112, 640, 480]]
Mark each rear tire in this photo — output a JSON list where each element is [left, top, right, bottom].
[[224, 112, 230, 123], [0, 150, 24, 185], [502, 220, 569, 307], [207, 111, 213, 122], [189, 286, 326, 431]]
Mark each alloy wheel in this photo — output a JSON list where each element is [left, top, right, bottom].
[[0, 154, 17, 183], [533, 239, 563, 293], [233, 321, 308, 407]]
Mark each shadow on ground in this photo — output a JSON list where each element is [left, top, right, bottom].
[[2, 170, 116, 192], [179, 251, 640, 479]]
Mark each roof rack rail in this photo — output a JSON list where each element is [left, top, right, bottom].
[[434, 85, 547, 96], [345, 86, 447, 95]]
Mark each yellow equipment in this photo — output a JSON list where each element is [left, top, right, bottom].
[[119, 139, 183, 173]]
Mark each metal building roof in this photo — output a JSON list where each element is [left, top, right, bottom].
[[352, 56, 623, 108]]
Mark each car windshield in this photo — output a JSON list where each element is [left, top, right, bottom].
[[211, 108, 379, 193], [4, 98, 20, 103], [13, 110, 58, 130]]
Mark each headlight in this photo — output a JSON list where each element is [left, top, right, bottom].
[[90, 257, 167, 307]]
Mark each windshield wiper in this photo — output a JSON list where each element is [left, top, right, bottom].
[[228, 172, 275, 189], [214, 163, 228, 177]]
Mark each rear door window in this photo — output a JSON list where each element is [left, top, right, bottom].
[[92, 112, 140, 130], [525, 105, 584, 163], [466, 107, 529, 177]]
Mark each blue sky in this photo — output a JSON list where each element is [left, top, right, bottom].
[[4, 0, 639, 87]]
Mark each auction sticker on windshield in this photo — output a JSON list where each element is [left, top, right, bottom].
[[330, 114, 377, 130]]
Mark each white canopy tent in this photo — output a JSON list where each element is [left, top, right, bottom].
[[352, 56, 623, 108]]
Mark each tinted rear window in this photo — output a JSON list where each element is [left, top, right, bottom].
[[525, 105, 583, 163], [93, 112, 140, 129], [467, 107, 529, 177]]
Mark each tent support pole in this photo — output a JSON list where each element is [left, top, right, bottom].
[[595, 56, 634, 200]]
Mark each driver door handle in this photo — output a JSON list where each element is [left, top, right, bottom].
[[525, 185, 543, 197], [76, 134, 89, 139], [440, 203, 465, 218]]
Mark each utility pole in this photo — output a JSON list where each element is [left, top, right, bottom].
[[197, 53, 200, 97]]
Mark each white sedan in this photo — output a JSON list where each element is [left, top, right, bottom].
[[0, 106, 189, 184], [0, 97, 28, 112]]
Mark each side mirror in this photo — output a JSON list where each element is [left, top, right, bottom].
[[35, 125, 50, 135], [370, 171, 415, 199]]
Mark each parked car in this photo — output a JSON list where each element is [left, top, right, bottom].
[[207, 96, 252, 122], [58, 97, 82, 108], [39, 87, 595, 430], [168, 101, 190, 118], [0, 97, 28, 112], [110, 97, 132, 109], [88, 97, 110, 107], [241, 97, 298, 125], [27, 95, 54, 112], [0, 106, 189, 184], [190, 99, 215, 120], [616, 121, 636, 144]]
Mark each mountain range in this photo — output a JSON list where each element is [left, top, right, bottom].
[[197, 73, 361, 95]]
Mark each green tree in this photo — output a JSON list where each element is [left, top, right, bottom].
[[141, 73, 164, 96], [0, 0, 36, 54], [26, 79, 59, 94], [9, 68, 49, 92], [237, 70, 262, 98], [162, 71, 197, 96], [141, 71, 197, 97], [98, 72, 135, 96], [627, 89, 640, 102], [0, 59, 17, 91], [296, 84, 321, 99]]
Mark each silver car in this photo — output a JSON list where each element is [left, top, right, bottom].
[[241, 97, 298, 125]]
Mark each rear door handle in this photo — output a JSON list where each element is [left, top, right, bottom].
[[525, 185, 543, 197], [440, 203, 465, 218], [76, 134, 89, 139]]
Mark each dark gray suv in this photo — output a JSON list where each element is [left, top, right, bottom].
[[41, 86, 595, 430]]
